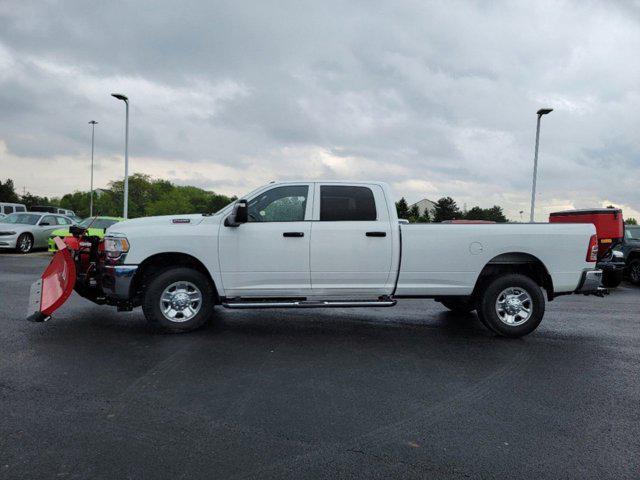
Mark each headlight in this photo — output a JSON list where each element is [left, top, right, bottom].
[[104, 235, 130, 259]]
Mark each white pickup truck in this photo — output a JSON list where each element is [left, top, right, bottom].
[[30, 181, 604, 338]]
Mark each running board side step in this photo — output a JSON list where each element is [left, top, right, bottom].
[[222, 299, 397, 309]]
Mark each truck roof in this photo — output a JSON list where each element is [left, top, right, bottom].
[[550, 208, 622, 216]]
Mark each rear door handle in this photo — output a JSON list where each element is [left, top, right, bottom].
[[283, 232, 304, 237], [366, 231, 387, 237]]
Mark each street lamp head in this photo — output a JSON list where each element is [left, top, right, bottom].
[[88, 120, 98, 125], [111, 93, 128, 102], [537, 108, 553, 116]]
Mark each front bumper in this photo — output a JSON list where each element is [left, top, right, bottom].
[[0, 235, 18, 249], [575, 269, 606, 295], [101, 264, 138, 300]]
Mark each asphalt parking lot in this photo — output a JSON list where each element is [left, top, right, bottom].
[[1, 252, 638, 479]]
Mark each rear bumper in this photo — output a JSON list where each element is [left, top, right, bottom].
[[101, 264, 138, 300], [575, 269, 605, 294]]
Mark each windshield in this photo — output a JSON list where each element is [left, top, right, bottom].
[[78, 218, 120, 229], [626, 227, 640, 240], [1, 213, 41, 225]]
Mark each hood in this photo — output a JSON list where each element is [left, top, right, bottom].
[[106, 214, 207, 235], [50, 227, 71, 237]]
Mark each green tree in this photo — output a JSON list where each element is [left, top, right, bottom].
[[464, 206, 486, 221], [20, 192, 56, 210], [485, 206, 508, 223], [408, 204, 421, 223], [433, 197, 461, 222], [0, 179, 20, 203], [396, 197, 410, 219], [625, 217, 637, 225], [419, 208, 431, 223]]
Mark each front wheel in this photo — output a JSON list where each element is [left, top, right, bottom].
[[142, 267, 216, 333], [16, 233, 34, 254], [476, 274, 545, 338]]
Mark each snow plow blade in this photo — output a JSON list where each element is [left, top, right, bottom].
[[26, 237, 76, 322]]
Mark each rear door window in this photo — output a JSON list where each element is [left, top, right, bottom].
[[41, 215, 57, 226], [320, 186, 377, 221], [3, 206, 14, 214]]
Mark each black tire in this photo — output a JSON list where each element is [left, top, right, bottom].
[[440, 298, 475, 314], [142, 267, 215, 333], [476, 274, 545, 338], [629, 259, 640, 286], [16, 233, 34, 254], [601, 270, 623, 288]]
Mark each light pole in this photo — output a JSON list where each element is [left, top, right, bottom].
[[111, 93, 129, 219], [88, 120, 98, 217], [529, 108, 553, 222]]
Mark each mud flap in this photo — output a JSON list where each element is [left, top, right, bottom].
[[26, 237, 77, 322]]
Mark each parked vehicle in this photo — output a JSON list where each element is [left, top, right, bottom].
[[47, 216, 124, 252], [0, 213, 74, 253], [0, 202, 27, 215], [616, 225, 640, 285], [550, 208, 626, 287], [30, 205, 76, 217], [28, 181, 604, 338]]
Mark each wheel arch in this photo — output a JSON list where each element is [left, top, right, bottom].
[[627, 249, 640, 263], [129, 252, 219, 305], [472, 252, 555, 300]]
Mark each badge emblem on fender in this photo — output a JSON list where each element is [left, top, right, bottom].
[[172, 218, 191, 224]]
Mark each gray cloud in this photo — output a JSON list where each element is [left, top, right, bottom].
[[0, 0, 639, 220]]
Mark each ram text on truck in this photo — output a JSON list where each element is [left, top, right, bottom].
[[28, 181, 605, 338]]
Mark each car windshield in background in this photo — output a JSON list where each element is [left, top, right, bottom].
[[91, 219, 119, 229], [1, 213, 41, 225], [626, 227, 640, 240], [78, 218, 119, 229]]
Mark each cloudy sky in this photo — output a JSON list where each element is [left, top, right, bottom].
[[1, 0, 639, 220]]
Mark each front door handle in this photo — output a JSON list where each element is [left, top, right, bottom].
[[366, 231, 387, 237], [283, 232, 304, 237]]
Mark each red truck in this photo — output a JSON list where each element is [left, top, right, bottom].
[[549, 208, 626, 287]]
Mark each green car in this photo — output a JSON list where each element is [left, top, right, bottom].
[[48, 216, 124, 252]]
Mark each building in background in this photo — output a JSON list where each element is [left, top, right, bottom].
[[410, 198, 436, 218]]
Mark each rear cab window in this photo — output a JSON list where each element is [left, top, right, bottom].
[[319, 185, 377, 221]]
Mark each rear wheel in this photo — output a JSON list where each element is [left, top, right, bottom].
[[629, 259, 640, 286], [16, 233, 33, 254], [142, 267, 215, 333], [476, 274, 545, 338], [602, 269, 623, 288]]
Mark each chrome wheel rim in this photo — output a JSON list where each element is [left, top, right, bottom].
[[160, 281, 202, 322], [19, 235, 32, 253], [495, 287, 533, 326]]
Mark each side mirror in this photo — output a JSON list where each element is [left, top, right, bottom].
[[224, 199, 248, 227]]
